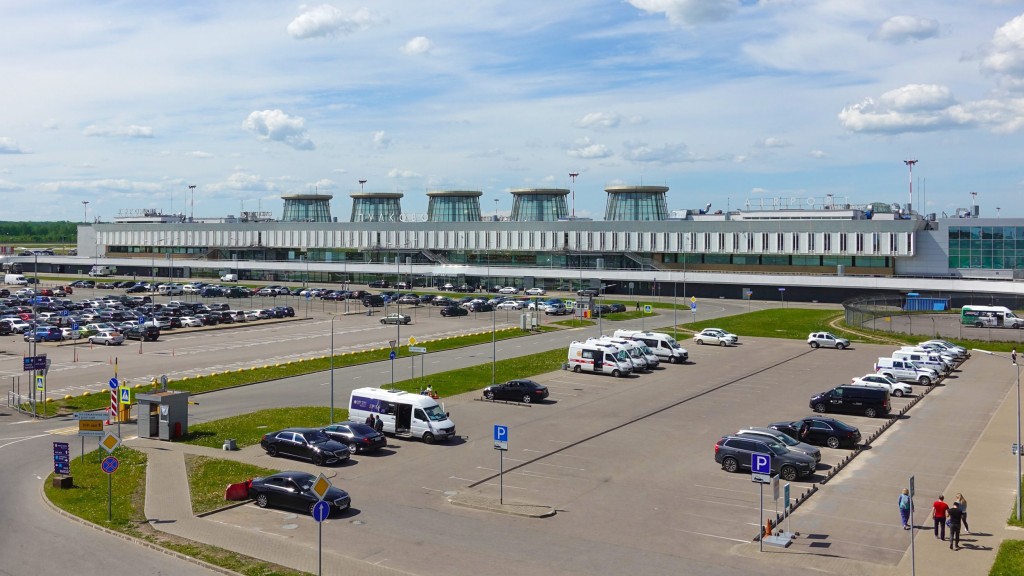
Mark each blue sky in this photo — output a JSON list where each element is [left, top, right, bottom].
[[2, 0, 1024, 221]]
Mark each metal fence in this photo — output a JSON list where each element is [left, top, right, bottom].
[[843, 293, 1024, 343]]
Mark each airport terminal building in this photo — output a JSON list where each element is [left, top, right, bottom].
[[15, 186, 1024, 304]]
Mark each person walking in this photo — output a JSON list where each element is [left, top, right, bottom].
[[374, 414, 384, 434], [956, 493, 970, 534], [947, 501, 964, 550], [898, 488, 912, 530], [932, 495, 949, 540]]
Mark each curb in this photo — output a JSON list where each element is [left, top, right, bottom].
[[447, 495, 556, 518]]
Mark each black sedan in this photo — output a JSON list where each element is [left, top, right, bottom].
[[260, 428, 352, 465], [321, 421, 387, 454], [483, 379, 549, 403], [248, 471, 351, 516], [440, 305, 468, 317], [768, 417, 861, 449]]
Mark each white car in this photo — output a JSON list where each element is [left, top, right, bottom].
[[180, 316, 204, 328], [5, 319, 31, 333], [182, 283, 203, 294], [442, 283, 455, 290], [851, 373, 913, 397], [15, 289, 35, 297], [496, 300, 523, 310], [693, 328, 738, 346], [499, 286, 520, 294], [89, 330, 124, 346], [525, 288, 546, 296], [807, 332, 850, 349]]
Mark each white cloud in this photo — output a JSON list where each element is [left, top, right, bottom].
[[809, 149, 827, 158], [751, 187, 769, 194], [287, 5, 378, 39], [627, 0, 740, 26], [186, 151, 213, 158], [373, 131, 391, 149], [622, 140, 701, 164], [402, 36, 432, 55], [207, 172, 279, 193], [0, 137, 28, 154], [42, 119, 59, 130], [567, 137, 613, 159], [387, 168, 420, 178], [872, 16, 941, 44], [838, 84, 1024, 133], [732, 155, 748, 163], [756, 137, 791, 148], [242, 110, 315, 151], [575, 112, 621, 130], [0, 179, 22, 191], [981, 13, 1024, 89], [37, 178, 163, 194], [82, 125, 154, 138]]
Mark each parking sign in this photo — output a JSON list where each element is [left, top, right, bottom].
[[751, 452, 772, 483], [493, 424, 508, 451]]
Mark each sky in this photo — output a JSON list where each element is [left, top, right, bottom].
[[2, 0, 1024, 222]]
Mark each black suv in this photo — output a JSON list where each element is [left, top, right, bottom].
[[713, 435, 816, 481], [124, 325, 160, 342]]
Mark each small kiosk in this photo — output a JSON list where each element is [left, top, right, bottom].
[[136, 390, 189, 441]]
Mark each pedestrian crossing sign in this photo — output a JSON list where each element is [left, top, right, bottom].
[[119, 387, 131, 405]]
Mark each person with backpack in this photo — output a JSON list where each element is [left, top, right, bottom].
[[898, 488, 912, 529]]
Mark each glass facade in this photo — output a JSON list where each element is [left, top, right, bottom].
[[281, 195, 332, 223], [510, 190, 569, 222], [949, 226, 1024, 269], [427, 191, 482, 222], [604, 186, 669, 221], [350, 194, 403, 223]]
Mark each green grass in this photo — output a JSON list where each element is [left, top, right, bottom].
[[44, 447, 148, 532], [184, 455, 278, 515], [991, 540, 1024, 575], [681, 308, 847, 340], [182, 406, 339, 448]]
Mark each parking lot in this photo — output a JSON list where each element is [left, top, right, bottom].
[[193, 334, 1005, 576]]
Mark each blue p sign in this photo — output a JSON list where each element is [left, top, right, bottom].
[[494, 425, 508, 443], [752, 452, 772, 474]]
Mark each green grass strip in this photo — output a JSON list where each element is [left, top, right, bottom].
[[184, 455, 278, 515]]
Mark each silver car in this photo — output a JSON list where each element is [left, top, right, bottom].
[[736, 426, 821, 463], [807, 331, 850, 350]]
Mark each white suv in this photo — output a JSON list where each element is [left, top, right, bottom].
[[807, 332, 850, 350], [851, 373, 913, 397]]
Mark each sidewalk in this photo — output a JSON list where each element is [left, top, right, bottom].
[[135, 439, 412, 576]]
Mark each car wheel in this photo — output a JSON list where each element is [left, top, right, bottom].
[[920, 376, 932, 386], [312, 453, 324, 466], [813, 402, 827, 413], [668, 356, 677, 364], [810, 341, 820, 348], [422, 432, 436, 445], [865, 407, 878, 418], [104, 340, 110, 346], [826, 436, 841, 449], [349, 443, 359, 455], [836, 343, 846, 350], [612, 369, 621, 378], [893, 389, 904, 397], [975, 321, 984, 328], [484, 390, 494, 400], [573, 365, 581, 373], [308, 502, 318, 516], [719, 340, 726, 347], [266, 445, 278, 457], [696, 339, 704, 345], [522, 395, 532, 404], [256, 493, 269, 508], [780, 465, 798, 482], [721, 457, 739, 473]]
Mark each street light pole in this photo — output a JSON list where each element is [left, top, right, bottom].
[[974, 347, 1021, 521], [82, 201, 89, 224], [188, 184, 196, 222], [329, 314, 336, 423]]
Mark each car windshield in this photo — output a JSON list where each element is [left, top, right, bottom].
[[305, 430, 331, 443], [348, 423, 375, 434], [769, 432, 798, 446], [765, 441, 787, 456], [423, 404, 448, 422], [293, 473, 317, 490]]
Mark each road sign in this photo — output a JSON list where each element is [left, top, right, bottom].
[[751, 452, 772, 483], [643, 305, 652, 313], [388, 340, 397, 350], [311, 473, 332, 500], [35, 374, 44, 390], [108, 377, 119, 390], [409, 346, 426, 353], [690, 302, 697, 311], [772, 476, 780, 501], [23, 355, 47, 371], [78, 420, 104, 436], [389, 351, 396, 360], [138, 316, 145, 324], [408, 336, 417, 346], [119, 388, 131, 405], [71, 331, 80, 339], [312, 500, 330, 522], [494, 424, 509, 450], [71, 322, 79, 330], [909, 475, 915, 497], [784, 483, 791, 508], [53, 442, 70, 476], [690, 296, 697, 304], [60, 309, 69, 316], [100, 431, 120, 453], [74, 411, 107, 420], [778, 287, 786, 292], [101, 455, 119, 474]]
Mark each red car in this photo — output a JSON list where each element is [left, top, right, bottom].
[[38, 288, 54, 296]]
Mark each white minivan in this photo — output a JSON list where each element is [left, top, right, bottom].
[[612, 330, 689, 363], [596, 336, 659, 370], [892, 350, 951, 374], [348, 387, 455, 444], [568, 341, 633, 377], [4, 274, 27, 285]]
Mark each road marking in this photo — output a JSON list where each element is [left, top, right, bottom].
[[478, 481, 534, 491], [448, 476, 477, 483], [669, 527, 749, 543], [46, 426, 79, 435], [534, 461, 586, 471]]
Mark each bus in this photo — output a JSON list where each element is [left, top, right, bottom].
[[960, 305, 1024, 328]]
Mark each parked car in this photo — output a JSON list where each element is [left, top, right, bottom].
[[25, 327, 63, 342], [577, 288, 599, 297], [736, 427, 821, 463], [693, 328, 738, 346], [260, 428, 351, 466], [525, 287, 546, 296], [124, 325, 160, 342], [368, 280, 390, 289], [496, 300, 523, 310], [440, 306, 468, 317], [88, 330, 125, 346], [544, 302, 571, 315], [482, 379, 549, 403], [380, 313, 411, 325], [396, 295, 421, 305], [850, 373, 913, 397], [713, 435, 816, 481], [807, 331, 851, 349], [809, 385, 891, 418], [768, 417, 862, 449], [179, 316, 204, 328], [248, 471, 351, 516], [499, 286, 520, 294], [321, 421, 387, 454]]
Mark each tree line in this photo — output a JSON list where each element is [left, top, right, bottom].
[[0, 221, 79, 245]]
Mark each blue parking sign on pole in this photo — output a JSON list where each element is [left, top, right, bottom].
[[60, 309, 69, 316]]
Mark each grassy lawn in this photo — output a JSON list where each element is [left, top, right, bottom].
[[182, 406, 337, 448], [991, 540, 1024, 575], [681, 308, 847, 340], [44, 447, 148, 532], [185, 455, 278, 515]]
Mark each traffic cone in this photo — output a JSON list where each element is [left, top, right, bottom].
[[764, 518, 773, 538]]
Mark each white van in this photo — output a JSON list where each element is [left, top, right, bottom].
[[220, 273, 238, 282], [4, 274, 27, 285], [596, 336, 659, 370], [875, 357, 939, 386], [157, 283, 184, 296], [891, 351, 950, 375], [589, 337, 649, 372], [612, 330, 689, 363], [88, 265, 113, 277], [348, 387, 455, 444], [567, 341, 633, 377], [898, 347, 957, 370]]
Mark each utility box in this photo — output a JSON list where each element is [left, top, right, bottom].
[[136, 390, 189, 441]]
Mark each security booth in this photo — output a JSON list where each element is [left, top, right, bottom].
[[136, 390, 189, 441]]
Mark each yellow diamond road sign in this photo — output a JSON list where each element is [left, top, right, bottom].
[[408, 336, 417, 346], [100, 431, 120, 453], [690, 296, 697, 304], [311, 473, 332, 501]]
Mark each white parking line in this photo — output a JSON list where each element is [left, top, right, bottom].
[[669, 527, 749, 543]]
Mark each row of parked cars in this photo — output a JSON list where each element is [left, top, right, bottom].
[[568, 330, 691, 377]]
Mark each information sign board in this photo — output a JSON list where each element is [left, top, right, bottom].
[[53, 442, 70, 476]]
